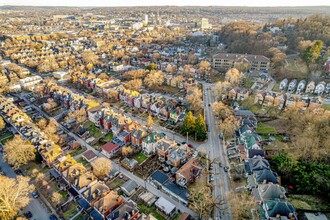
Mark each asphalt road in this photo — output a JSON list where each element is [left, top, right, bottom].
[[0, 155, 51, 220], [203, 83, 231, 220]]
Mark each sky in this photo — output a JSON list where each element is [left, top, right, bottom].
[[1, 0, 330, 7]]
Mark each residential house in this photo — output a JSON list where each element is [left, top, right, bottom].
[[142, 132, 166, 155], [288, 79, 297, 93], [155, 197, 176, 217], [253, 182, 287, 203], [315, 81, 326, 95], [106, 200, 141, 220], [62, 163, 87, 184], [93, 190, 124, 218], [262, 200, 297, 220], [279, 79, 288, 91], [120, 180, 139, 196], [88, 106, 102, 125], [82, 150, 98, 162], [131, 128, 147, 147], [102, 142, 120, 158], [158, 105, 170, 121], [72, 172, 98, 193], [156, 139, 178, 162], [81, 181, 110, 204], [167, 144, 191, 167], [305, 81, 315, 93], [248, 168, 279, 189], [296, 80, 306, 94], [264, 93, 275, 106], [274, 93, 287, 109], [176, 158, 203, 187]]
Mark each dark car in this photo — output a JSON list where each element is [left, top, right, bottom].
[[32, 191, 39, 199], [49, 214, 58, 220], [24, 211, 33, 218], [224, 166, 229, 172], [14, 169, 24, 176], [188, 144, 193, 148], [208, 104, 211, 107]]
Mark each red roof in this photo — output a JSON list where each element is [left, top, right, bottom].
[[102, 142, 120, 153]]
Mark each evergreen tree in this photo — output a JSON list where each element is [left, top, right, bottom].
[[181, 111, 195, 135], [195, 114, 207, 141]]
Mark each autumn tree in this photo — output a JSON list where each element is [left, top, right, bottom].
[[50, 192, 62, 207], [0, 175, 33, 220], [225, 68, 244, 86], [171, 75, 184, 87], [37, 118, 48, 129], [186, 88, 203, 112], [121, 146, 134, 157], [226, 191, 257, 220], [144, 70, 165, 88], [181, 111, 196, 135], [82, 51, 99, 65], [146, 115, 154, 128], [146, 62, 157, 71], [126, 79, 142, 91], [125, 69, 147, 79], [195, 114, 207, 141], [211, 101, 232, 120], [107, 90, 119, 101], [213, 81, 232, 100], [0, 116, 5, 131], [4, 135, 36, 169], [92, 157, 112, 179], [219, 115, 238, 139], [303, 40, 323, 65], [37, 58, 59, 73]]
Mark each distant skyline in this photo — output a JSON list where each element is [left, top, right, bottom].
[[2, 0, 330, 7]]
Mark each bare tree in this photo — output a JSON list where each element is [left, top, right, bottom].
[[0, 175, 33, 220], [189, 186, 219, 219], [226, 191, 257, 220], [218, 115, 239, 139]]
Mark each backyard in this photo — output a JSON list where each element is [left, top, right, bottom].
[[134, 151, 148, 164], [106, 176, 127, 190], [256, 122, 277, 134], [61, 202, 79, 220], [83, 120, 103, 138]]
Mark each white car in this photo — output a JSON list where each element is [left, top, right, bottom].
[[192, 151, 198, 158]]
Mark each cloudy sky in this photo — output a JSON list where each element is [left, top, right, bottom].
[[2, 0, 330, 7]]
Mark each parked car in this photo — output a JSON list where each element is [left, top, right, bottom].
[[224, 166, 229, 172], [24, 211, 33, 218], [14, 169, 24, 176], [49, 214, 58, 220], [32, 191, 39, 199]]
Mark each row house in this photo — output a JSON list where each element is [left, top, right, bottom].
[[176, 158, 203, 188], [166, 144, 191, 167], [119, 89, 140, 107], [142, 132, 167, 155]]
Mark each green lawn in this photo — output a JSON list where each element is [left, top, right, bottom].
[[84, 121, 103, 138], [135, 152, 148, 164], [83, 120, 94, 128], [322, 104, 330, 110], [62, 202, 79, 220], [107, 177, 126, 190], [102, 132, 113, 142], [256, 123, 277, 134], [137, 203, 167, 220], [76, 157, 89, 166], [288, 194, 330, 211]]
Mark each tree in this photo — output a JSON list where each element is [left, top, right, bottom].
[[181, 111, 196, 135], [171, 75, 184, 87], [195, 114, 207, 141], [146, 115, 154, 128], [4, 135, 36, 169], [37, 118, 48, 129], [50, 192, 62, 207], [107, 90, 119, 101], [121, 146, 134, 157], [82, 51, 99, 65], [126, 79, 142, 91], [211, 101, 232, 120], [199, 60, 211, 70], [92, 158, 112, 179], [225, 68, 244, 86], [303, 40, 323, 65], [226, 191, 257, 220], [37, 58, 59, 73], [213, 81, 232, 99], [186, 88, 203, 112], [0, 175, 32, 220], [144, 70, 165, 88], [146, 63, 157, 71], [0, 116, 5, 131], [189, 186, 219, 219], [219, 115, 238, 139]]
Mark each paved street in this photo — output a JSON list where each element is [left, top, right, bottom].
[[21, 96, 198, 218], [0, 155, 51, 220], [203, 83, 231, 220]]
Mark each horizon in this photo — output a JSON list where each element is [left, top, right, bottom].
[[2, 0, 330, 7]]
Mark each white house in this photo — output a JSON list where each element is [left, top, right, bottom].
[[315, 81, 326, 95], [279, 78, 288, 90]]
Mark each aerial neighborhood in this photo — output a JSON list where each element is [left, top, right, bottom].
[[0, 4, 329, 220]]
